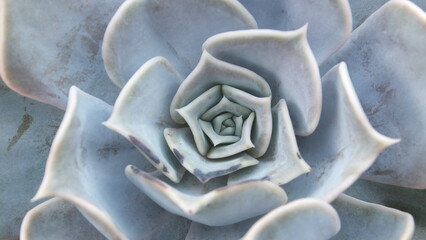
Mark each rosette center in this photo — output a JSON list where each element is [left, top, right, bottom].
[[177, 84, 262, 159]]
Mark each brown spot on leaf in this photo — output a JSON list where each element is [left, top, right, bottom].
[[372, 170, 395, 176], [7, 114, 33, 151]]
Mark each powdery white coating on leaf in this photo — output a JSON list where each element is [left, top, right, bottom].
[[243, 199, 340, 240], [32, 87, 190, 240], [164, 127, 258, 183], [238, 0, 352, 64], [228, 99, 311, 185], [0, 0, 123, 109], [283, 62, 398, 202], [331, 194, 414, 240], [103, 57, 185, 183], [125, 165, 287, 226], [102, 0, 257, 87], [322, 0, 426, 189], [21, 198, 105, 240], [203, 27, 321, 136]]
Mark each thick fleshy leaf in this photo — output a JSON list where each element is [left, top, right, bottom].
[[322, 0, 426, 189], [201, 96, 251, 122], [186, 218, 258, 240], [238, 0, 352, 63], [33, 87, 190, 240], [103, 57, 185, 183], [203, 28, 321, 136], [344, 179, 426, 240], [177, 85, 222, 155], [0, 81, 63, 238], [164, 127, 258, 183], [207, 112, 255, 159], [125, 165, 287, 226], [221, 85, 272, 158], [331, 194, 414, 240], [102, 0, 257, 87], [283, 62, 397, 202], [228, 100, 311, 185], [21, 198, 105, 240], [199, 119, 240, 146], [348, 0, 426, 29], [170, 51, 271, 124], [243, 199, 340, 240], [0, 0, 123, 109]]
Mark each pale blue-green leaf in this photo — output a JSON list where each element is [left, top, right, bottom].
[[164, 127, 258, 183], [176, 85, 222, 156], [21, 198, 105, 240], [206, 112, 256, 159], [102, 0, 257, 87], [32, 87, 190, 240], [103, 57, 185, 183], [185, 218, 258, 240], [126, 165, 287, 226], [203, 28, 321, 136], [228, 100, 310, 185], [322, 0, 426, 189], [0, 0, 123, 109], [221, 86, 271, 158], [170, 52, 271, 124], [238, 0, 352, 64], [243, 199, 340, 240], [348, 0, 426, 29], [331, 194, 414, 240], [283, 63, 397, 202], [344, 179, 426, 240]]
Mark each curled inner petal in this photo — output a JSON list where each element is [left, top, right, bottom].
[[207, 112, 255, 159], [201, 96, 251, 121], [199, 119, 240, 147]]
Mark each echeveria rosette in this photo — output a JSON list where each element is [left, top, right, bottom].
[[0, 0, 426, 240]]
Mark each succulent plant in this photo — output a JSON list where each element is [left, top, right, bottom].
[[1, 0, 425, 239]]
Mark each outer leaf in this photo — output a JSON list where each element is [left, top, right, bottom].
[[238, 0, 352, 63], [243, 199, 340, 240], [102, 0, 257, 87], [33, 87, 190, 240], [0, 81, 63, 238], [203, 27, 321, 136], [185, 218, 258, 240], [104, 57, 185, 183], [21, 198, 105, 240], [322, 0, 426, 188], [0, 0, 123, 109], [331, 194, 414, 240], [126, 165, 287, 226], [348, 0, 426, 28], [283, 62, 397, 202], [344, 179, 426, 240]]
